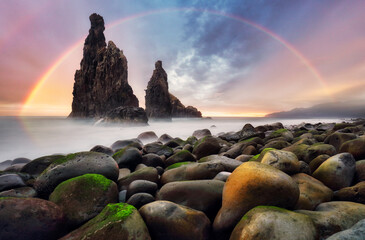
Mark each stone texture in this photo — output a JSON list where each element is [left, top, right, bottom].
[[333, 181, 365, 204], [0, 197, 66, 240], [69, 13, 138, 118], [213, 161, 299, 237], [104, 107, 148, 124], [60, 203, 151, 240], [326, 218, 365, 240], [139, 200, 210, 240], [230, 206, 318, 240], [340, 138, 365, 160]]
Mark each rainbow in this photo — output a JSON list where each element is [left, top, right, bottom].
[[20, 7, 332, 115]]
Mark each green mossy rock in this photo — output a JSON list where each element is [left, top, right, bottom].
[[164, 150, 196, 167], [49, 174, 118, 227], [60, 203, 151, 240]]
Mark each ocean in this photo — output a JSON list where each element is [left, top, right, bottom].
[[0, 116, 345, 161]]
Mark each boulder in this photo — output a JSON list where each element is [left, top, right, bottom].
[[309, 154, 330, 172], [113, 147, 142, 170], [0, 173, 26, 191], [334, 181, 365, 204], [213, 171, 231, 182], [126, 193, 155, 209], [118, 167, 159, 191], [355, 160, 365, 182], [143, 143, 174, 157], [49, 174, 118, 227], [90, 145, 114, 156], [137, 131, 158, 142], [283, 144, 310, 162], [297, 201, 365, 239], [34, 152, 119, 197], [213, 161, 299, 236], [110, 138, 142, 151], [312, 153, 356, 191], [0, 186, 37, 198], [139, 200, 210, 240], [157, 180, 224, 219], [60, 203, 150, 240], [306, 144, 337, 162], [326, 218, 365, 240], [192, 129, 212, 139], [324, 132, 356, 151], [142, 153, 164, 168], [340, 138, 365, 160], [164, 150, 196, 167], [161, 158, 241, 184], [230, 206, 318, 240], [0, 197, 65, 240], [0, 160, 12, 171], [260, 150, 301, 174], [69, 13, 139, 118], [292, 173, 333, 210], [126, 180, 158, 198], [192, 136, 221, 160]]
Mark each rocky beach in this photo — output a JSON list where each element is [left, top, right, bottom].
[[1, 118, 365, 239]]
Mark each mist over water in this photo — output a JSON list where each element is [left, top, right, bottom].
[[0, 116, 345, 161]]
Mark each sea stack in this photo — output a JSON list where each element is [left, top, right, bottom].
[[145, 61, 172, 119], [69, 13, 139, 118], [145, 61, 202, 119]]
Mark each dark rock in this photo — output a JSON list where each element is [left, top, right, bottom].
[[137, 131, 158, 142], [259, 140, 291, 152], [127, 193, 155, 209], [139, 201, 210, 240], [299, 161, 311, 175], [145, 61, 172, 119], [104, 106, 148, 125], [309, 154, 330, 172], [4, 163, 26, 172], [324, 132, 356, 151], [312, 153, 356, 191], [157, 180, 224, 219], [192, 129, 212, 139], [165, 150, 196, 167], [12, 157, 31, 165], [306, 143, 337, 162], [20, 155, 65, 176], [60, 203, 150, 240], [340, 137, 365, 160], [355, 160, 365, 182], [69, 14, 138, 118], [143, 142, 174, 157], [158, 133, 174, 144], [334, 181, 365, 204], [170, 93, 202, 118], [49, 174, 118, 227], [0, 160, 12, 171], [118, 167, 159, 191], [119, 190, 127, 202], [127, 180, 158, 199], [213, 171, 231, 182], [34, 152, 119, 197], [0, 173, 26, 191], [142, 153, 164, 168], [0, 186, 37, 198], [113, 147, 142, 170], [90, 145, 114, 156], [0, 197, 66, 240], [192, 136, 221, 160], [110, 138, 142, 152], [326, 218, 365, 240]]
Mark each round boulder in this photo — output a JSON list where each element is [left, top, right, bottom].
[[192, 136, 221, 160], [230, 206, 318, 240], [213, 161, 299, 236], [334, 181, 365, 204], [33, 152, 119, 197], [340, 138, 365, 160], [113, 147, 142, 170], [49, 174, 118, 227], [292, 173, 333, 210], [0, 173, 26, 191], [139, 200, 210, 240], [127, 193, 155, 209], [127, 180, 158, 199], [261, 150, 301, 174], [60, 203, 150, 240], [312, 153, 356, 191], [0, 197, 65, 240], [164, 150, 196, 167]]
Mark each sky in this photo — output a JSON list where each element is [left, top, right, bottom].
[[0, 0, 364, 117]]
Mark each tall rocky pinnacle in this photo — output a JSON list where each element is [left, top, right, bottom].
[[69, 13, 139, 118], [145, 60, 202, 119], [145, 61, 172, 119]]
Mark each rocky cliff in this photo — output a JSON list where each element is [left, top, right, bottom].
[[170, 94, 202, 118], [145, 61, 202, 119], [145, 61, 172, 119], [69, 13, 139, 118]]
